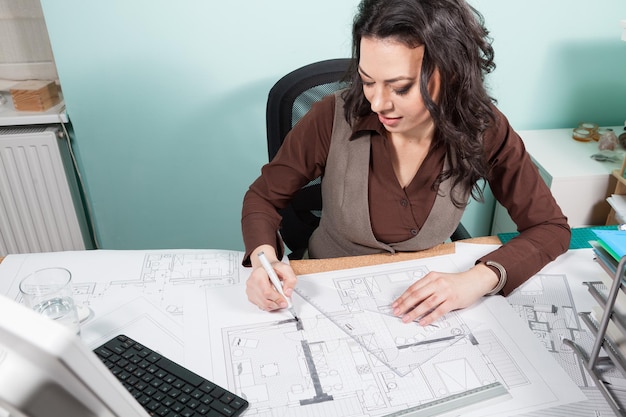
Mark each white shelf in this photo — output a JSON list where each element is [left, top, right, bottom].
[[0, 91, 68, 126], [522, 127, 624, 178], [492, 127, 626, 235]]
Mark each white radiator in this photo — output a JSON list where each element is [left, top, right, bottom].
[[0, 126, 91, 255]]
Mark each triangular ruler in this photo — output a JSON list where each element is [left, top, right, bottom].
[[294, 265, 469, 376]]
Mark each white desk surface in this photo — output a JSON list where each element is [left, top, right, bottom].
[[519, 126, 625, 178]]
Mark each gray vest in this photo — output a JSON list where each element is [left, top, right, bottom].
[[308, 91, 468, 259]]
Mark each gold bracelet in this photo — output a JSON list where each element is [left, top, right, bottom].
[[485, 261, 507, 295]]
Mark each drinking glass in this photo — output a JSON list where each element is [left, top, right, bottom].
[[19, 267, 81, 335]]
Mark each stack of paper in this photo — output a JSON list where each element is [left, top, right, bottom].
[[607, 194, 626, 224], [593, 229, 626, 262], [589, 230, 626, 361]]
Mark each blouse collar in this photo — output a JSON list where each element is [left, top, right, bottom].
[[349, 112, 387, 140]]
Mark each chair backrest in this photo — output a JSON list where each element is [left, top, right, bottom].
[[266, 59, 351, 258], [265, 59, 470, 258], [266, 59, 352, 161]]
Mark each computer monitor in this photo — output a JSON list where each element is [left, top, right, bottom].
[[0, 294, 148, 417]]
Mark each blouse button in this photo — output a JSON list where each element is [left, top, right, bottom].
[[400, 199, 408, 207], [410, 229, 418, 236]]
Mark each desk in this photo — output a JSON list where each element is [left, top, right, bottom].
[[0, 236, 500, 271], [492, 127, 624, 235], [0, 244, 610, 416]]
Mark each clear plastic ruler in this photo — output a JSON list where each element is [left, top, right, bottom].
[[382, 382, 509, 417]]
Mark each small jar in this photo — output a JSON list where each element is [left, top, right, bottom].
[[598, 129, 618, 150], [572, 127, 593, 142], [578, 122, 599, 141], [619, 131, 626, 149]]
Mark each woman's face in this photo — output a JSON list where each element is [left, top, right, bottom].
[[358, 36, 440, 137]]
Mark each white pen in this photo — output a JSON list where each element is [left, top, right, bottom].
[[257, 251, 298, 320]]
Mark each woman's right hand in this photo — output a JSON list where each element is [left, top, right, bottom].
[[246, 245, 298, 311]]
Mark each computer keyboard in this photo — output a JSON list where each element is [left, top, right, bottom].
[[93, 334, 249, 417]]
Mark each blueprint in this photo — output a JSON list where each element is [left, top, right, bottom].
[[295, 263, 469, 376], [186, 252, 584, 417], [0, 246, 598, 416], [0, 249, 247, 377], [503, 248, 626, 417]]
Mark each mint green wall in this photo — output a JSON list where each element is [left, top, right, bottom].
[[473, 0, 626, 129], [465, 0, 626, 236], [40, 0, 626, 250]]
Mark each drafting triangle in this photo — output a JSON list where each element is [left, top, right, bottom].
[[296, 271, 467, 376]]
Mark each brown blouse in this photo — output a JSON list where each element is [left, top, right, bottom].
[[242, 94, 571, 295]]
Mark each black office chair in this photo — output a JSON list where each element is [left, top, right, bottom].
[[265, 59, 470, 259]]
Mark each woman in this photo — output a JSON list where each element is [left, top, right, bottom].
[[241, 0, 570, 326]]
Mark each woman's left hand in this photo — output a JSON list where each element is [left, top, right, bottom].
[[391, 263, 499, 326]]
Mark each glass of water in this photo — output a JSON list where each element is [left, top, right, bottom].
[[19, 267, 81, 335]]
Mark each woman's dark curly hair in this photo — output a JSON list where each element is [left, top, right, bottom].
[[342, 0, 497, 205]]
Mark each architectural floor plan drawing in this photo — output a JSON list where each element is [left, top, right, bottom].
[[0, 246, 597, 416], [194, 255, 584, 417], [220, 305, 509, 416], [139, 251, 241, 286], [508, 274, 597, 388], [295, 264, 469, 376], [507, 271, 626, 417], [0, 249, 249, 369], [0, 249, 244, 310]]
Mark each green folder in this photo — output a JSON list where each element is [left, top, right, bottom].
[[592, 229, 626, 261]]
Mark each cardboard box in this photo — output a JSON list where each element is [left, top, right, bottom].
[[10, 80, 61, 112]]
